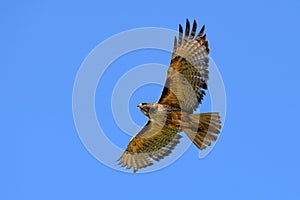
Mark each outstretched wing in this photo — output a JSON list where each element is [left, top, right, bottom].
[[118, 121, 181, 173], [158, 19, 210, 113]]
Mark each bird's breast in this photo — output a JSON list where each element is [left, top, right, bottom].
[[149, 108, 182, 128]]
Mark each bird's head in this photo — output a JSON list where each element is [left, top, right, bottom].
[[137, 103, 153, 117]]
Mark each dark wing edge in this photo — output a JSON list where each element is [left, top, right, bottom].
[[118, 121, 182, 173], [158, 19, 210, 112]]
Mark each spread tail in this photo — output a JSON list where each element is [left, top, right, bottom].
[[182, 112, 221, 150]]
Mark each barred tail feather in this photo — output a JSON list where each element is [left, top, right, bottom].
[[183, 112, 221, 150]]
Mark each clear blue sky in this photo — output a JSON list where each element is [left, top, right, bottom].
[[2, 0, 300, 199]]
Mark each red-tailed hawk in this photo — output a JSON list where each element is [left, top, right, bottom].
[[118, 19, 221, 172]]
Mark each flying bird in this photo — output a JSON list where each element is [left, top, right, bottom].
[[118, 19, 222, 172]]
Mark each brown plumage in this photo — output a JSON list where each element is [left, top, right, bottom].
[[118, 19, 221, 173]]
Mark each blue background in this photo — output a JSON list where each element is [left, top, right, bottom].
[[2, 0, 300, 199]]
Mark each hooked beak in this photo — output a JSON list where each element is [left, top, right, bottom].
[[137, 104, 142, 108]]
